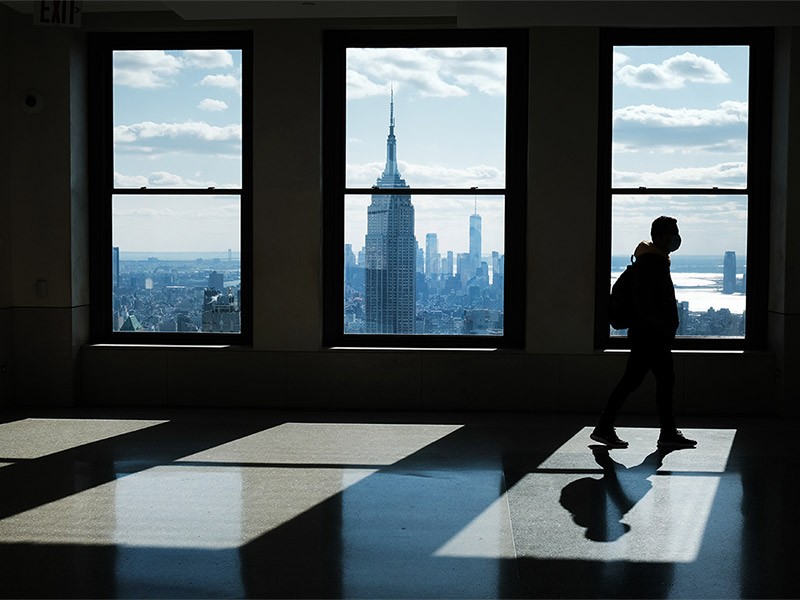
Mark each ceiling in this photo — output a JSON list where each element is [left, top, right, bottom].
[[1, 0, 459, 20], [2, 0, 799, 26]]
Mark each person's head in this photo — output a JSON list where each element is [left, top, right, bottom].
[[651, 216, 681, 254]]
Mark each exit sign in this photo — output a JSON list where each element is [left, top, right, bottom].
[[35, 1, 82, 27]]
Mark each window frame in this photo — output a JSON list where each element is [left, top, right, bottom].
[[88, 31, 253, 345], [322, 29, 529, 349], [594, 28, 773, 351]]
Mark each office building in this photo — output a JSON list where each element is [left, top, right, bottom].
[[364, 91, 417, 334], [425, 233, 440, 277], [469, 209, 482, 277], [723, 250, 737, 294], [208, 270, 224, 291], [112, 246, 119, 289]]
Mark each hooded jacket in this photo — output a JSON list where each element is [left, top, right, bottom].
[[629, 241, 679, 344]]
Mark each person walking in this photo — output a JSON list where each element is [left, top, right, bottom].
[[591, 216, 696, 449]]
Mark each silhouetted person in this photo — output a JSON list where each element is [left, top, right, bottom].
[[592, 216, 696, 449], [560, 446, 675, 542]]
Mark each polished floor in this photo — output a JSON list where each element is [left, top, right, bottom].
[[0, 407, 797, 599]]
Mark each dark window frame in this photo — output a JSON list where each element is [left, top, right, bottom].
[[88, 31, 253, 345], [322, 29, 529, 349], [594, 28, 773, 351]]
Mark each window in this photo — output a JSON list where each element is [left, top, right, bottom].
[[323, 30, 528, 348], [596, 29, 772, 350], [89, 32, 253, 344]]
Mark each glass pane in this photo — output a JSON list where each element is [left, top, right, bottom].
[[345, 47, 507, 188], [113, 49, 243, 188], [112, 195, 241, 334], [345, 194, 505, 335], [612, 46, 749, 189], [611, 194, 747, 338]]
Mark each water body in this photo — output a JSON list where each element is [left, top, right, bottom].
[[612, 255, 746, 314]]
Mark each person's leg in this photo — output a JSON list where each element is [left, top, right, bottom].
[[651, 346, 676, 432], [599, 348, 650, 427], [592, 348, 650, 447], [651, 347, 697, 447]]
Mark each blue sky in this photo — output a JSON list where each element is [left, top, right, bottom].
[[111, 44, 750, 258], [112, 49, 242, 252], [611, 45, 749, 257]]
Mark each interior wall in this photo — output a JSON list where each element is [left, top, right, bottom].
[[526, 27, 599, 354], [0, 4, 12, 406], [769, 26, 800, 417], [5, 10, 88, 406], [252, 20, 323, 351], [0, 3, 792, 415]]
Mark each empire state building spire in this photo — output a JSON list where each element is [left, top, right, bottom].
[[377, 86, 406, 188]]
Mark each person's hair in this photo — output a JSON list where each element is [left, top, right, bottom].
[[651, 215, 678, 238]]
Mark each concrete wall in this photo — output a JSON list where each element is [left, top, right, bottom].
[[769, 27, 800, 418], [2, 3, 795, 415], [0, 5, 12, 406], [3, 8, 89, 406]]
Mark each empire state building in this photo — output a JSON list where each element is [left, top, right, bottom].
[[365, 91, 417, 334]]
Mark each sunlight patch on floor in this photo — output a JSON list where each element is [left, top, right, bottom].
[[0, 418, 169, 460]]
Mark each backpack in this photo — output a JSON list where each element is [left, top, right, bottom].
[[608, 258, 636, 330]]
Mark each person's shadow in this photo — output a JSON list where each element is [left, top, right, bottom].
[[560, 445, 679, 542]]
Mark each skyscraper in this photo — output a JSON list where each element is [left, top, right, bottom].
[[425, 233, 440, 277], [444, 250, 454, 278], [469, 202, 482, 277], [723, 251, 737, 294], [208, 270, 224, 291], [365, 89, 416, 334], [112, 246, 120, 289]]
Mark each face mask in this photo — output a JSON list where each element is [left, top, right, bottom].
[[668, 234, 682, 253]]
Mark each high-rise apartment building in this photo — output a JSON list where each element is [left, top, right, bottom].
[[723, 251, 737, 294], [365, 90, 416, 334]]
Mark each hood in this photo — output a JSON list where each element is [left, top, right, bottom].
[[633, 240, 670, 262]]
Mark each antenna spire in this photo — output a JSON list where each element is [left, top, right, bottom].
[[389, 84, 395, 134]]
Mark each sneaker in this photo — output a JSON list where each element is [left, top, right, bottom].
[[590, 426, 629, 448], [657, 430, 697, 448]]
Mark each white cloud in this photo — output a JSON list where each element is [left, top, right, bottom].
[[181, 50, 234, 69], [112, 203, 239, 220], [401, 162, 504, 188], [614, 101, 747, 128], [612, 101, 748, 156], [147, 171, 214, 188], [113, 50, 238, 90], [347, 70, 391, 100], [113, 172, 148, 187], [612, 162, 747, 188], [614, 51, 631, 70], [113, 50, 183, 88], [346, 160, 504, 188], [346, 47, 506, 99], [615, 52, 731, 89], [199, 98, 229, 111], [611, 194, 748, 255], [114, 171, 219, 188], [200, 74, 242, 96], [114, 121, 241, 145]]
